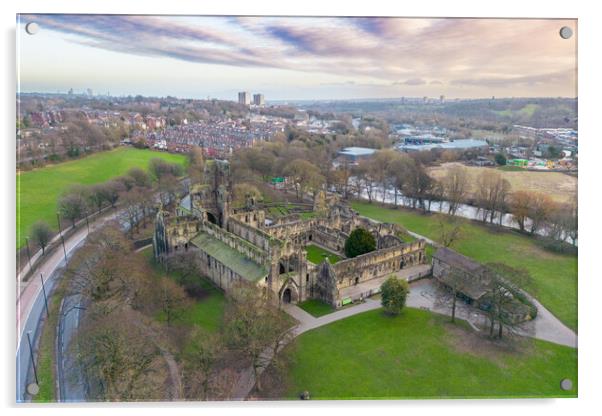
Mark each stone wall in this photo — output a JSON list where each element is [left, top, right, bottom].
[[200, 220, 271, 266], [332, 240, 426, 290], [311, 225, 348, 253], [227, 215, 274, 252]]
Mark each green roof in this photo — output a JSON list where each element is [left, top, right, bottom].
[[190, 232, 268, 282]]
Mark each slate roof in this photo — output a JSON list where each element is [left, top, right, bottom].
[[190, 232, 268, 282], [433, 247, 490, 300]]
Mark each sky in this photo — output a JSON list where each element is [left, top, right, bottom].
[[16, 15, 577, 101]]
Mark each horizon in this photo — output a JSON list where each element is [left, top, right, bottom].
[[17, 15, 577, 101], [17, 91, 578, 103]]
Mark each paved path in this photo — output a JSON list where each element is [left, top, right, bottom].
[[16, 210, 121, 402], [406, 279, 577, 348]]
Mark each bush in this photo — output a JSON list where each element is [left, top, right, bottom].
[[344, 228, 376, 258], [380, 277, 409, 316], [494, 153, 507, 166]]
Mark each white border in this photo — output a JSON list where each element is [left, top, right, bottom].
[[2, 1, 601, 415]]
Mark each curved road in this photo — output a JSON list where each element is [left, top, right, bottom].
[[16, 210, 121, 402]]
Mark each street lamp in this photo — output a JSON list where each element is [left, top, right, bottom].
[[40, 273, 49, 318], [25, 236, 32, 270], [26, 330, 39, 392], [57, 212, 67, 262]]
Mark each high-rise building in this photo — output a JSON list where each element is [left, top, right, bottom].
[[253, 93, 265, 106], [238, 91, 250, 105]]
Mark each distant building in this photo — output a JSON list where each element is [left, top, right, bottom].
[[397, 139, 489, 153], [238, 91, 250, 105], [253, 93, 265, 106], [338, 147, 377, 162]]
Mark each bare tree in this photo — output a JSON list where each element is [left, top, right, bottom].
[[442, 165, 469, 216], [223, 284, 294, 392], [182, 328, 222, 400], [88, 184, 106, 214], [434, 214, 464, 248], [483, 263, 535, 339], [30, 220, 53, 255], [100, 180, 125, 208], [156, 276, 190, 327], [75, 308, 163, 401], [127, 167, 151, 189], [509, 190, 531, 232], [435, 267, 470, 323], [475, 170, 511, 224], [58, 190, 87, 228]]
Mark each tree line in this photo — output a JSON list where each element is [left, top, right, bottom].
[[232, 141, 577, 248]]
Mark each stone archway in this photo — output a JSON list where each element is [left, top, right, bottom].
[[283, 288, 292, 303], [280, 283, 299, 304]]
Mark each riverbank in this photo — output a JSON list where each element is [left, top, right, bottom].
[[350, 201, 578, 332]]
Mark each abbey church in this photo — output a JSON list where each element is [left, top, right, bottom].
[[153, 160, 428, 308]]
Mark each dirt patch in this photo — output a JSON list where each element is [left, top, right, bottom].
[[428, 163, 577, 203], [440, 317, 534, 366]]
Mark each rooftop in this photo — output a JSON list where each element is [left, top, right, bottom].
[[398, 139, 488, 152], [190, 232, 268, 282], [338, 147, 377, 157]]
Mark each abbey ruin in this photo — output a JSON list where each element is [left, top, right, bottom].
[[153, 160, 427, 307]]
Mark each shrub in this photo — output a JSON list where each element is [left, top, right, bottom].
[[494, 153, 507, 166], [344, 228, 376, 258], [380, 276, 409, 316]]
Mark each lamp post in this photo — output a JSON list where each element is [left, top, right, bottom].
[[26, 331, 39, 386], [40, 274, 49, 318], [57, 212, 67, 262], [25, 237, 32, 270], [85, 209, 90, 234]]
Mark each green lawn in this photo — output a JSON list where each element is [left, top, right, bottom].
[[284, 308, 577, 399], [142, 247, 226, 334], [298, 299, 335, 317], [17, 147, 187, 248], [351, 201, 578, 331], [305, 244, 342, 265]]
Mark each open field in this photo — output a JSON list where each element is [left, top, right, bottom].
[[305, 244, 342, 265], [351, 201, 578, 331], [427, 162, 577, 203], [17, 148, 188, 248], [281, 308, 577, 399]]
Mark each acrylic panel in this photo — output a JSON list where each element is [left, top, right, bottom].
[[16, 14, 578, 403]]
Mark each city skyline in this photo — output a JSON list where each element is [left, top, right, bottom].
[[17, 15, 577, 101]]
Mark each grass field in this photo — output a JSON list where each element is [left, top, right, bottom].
[[298, 299, 335, 317], [17, 147, 188, 248], [351, 201, 578, 331], [427, 162, 576, 203], [305, 244, 342, 265], [282, 308, 577, 399]]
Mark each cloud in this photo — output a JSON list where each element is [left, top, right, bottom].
[[394, 78, 427, 86], [451, 71, 574, 88], [19, 14, 577, 97]]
